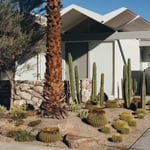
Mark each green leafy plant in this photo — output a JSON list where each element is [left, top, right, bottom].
[[68, 103, 81, 112], [0, 105, 7, 113], [37, 126, 62, 143], [28, 120, 42, 127], [78, 110, 89, 119], [6, 130, 36, 141]]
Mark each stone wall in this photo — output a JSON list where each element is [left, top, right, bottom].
[[14, 80, 44, 109], [14, 79, 92, 109]]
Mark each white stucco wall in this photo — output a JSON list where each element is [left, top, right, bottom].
[[15, 53, 46, 80], [114, 39, 140, 98], [88, 41, 113, 96]]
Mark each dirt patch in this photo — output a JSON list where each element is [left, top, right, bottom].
[[0, 106, 150, 150]]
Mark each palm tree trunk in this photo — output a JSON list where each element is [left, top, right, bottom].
[[41, 0, 67, 119]]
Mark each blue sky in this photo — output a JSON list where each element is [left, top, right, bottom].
[[62, 0, 150, 21]]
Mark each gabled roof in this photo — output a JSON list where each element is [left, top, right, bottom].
[[61, 4, 150, 32], [61, 4, 104, 32]]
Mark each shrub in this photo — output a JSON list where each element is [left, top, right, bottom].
[[0, 105, 7, 113], [111, 133, 123, 143], [6, 130, 35, 141], [28, 120, 42, 127], [68, 103, 81, 112]]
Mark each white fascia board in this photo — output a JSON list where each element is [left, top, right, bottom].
[[103, 7, 128, 23], [61, 4, 104, 23]]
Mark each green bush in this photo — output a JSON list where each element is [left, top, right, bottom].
[[68, 103, 81, 112], [6, 130, 36, 141], [0, 105, 7, 113], [28, 120, 42, 127]]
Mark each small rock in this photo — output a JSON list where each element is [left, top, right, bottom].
[[64, 134, 99, 149]]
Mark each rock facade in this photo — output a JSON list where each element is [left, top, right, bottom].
[[14, 79, 92, 109], [14, 80, 44, 109]]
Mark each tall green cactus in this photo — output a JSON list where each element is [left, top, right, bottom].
[[91, 62, 97, 102], [141, 71, 146, 108], [128, 59, 132, 105], [68, 53, 76, 102], [100, 73, 104, 106], [122, 58, 132, 108], [75, 65, 81, 103]]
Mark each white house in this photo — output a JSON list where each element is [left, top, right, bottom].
[[15, 4, 150, 98]]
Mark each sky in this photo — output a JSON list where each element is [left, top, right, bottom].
[[61, 0, 150, 21]]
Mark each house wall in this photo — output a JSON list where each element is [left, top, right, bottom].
[[15, 53, 46, 80], [88, 41, 114, 96], [114, 39, 140, 98]]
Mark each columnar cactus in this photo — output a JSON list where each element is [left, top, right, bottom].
[[141, 71, 146, 108], [75, 65, 81, 103], [128, 59, 132, 104], [122, 58, 132, 108], [91, 62, 97, 102], [68, 53, 76, 102], [100, 73, 104, 106]]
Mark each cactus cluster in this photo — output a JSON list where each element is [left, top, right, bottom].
[[105, 99, 118, 108], [111, 133, 123, 143], [87, 107, 107, 127], [120, 112, 137, 126], [68, 103, 81, 112], [136, 108, 147, 119], [78, 110, 89, 119], [37, 126, 62, 143], [113, 119, 131, 134], [101, 124, 112, 133]]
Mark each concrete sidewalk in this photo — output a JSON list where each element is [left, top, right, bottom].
[[0, 141, 70, 150], [129, 128, 150, 150]]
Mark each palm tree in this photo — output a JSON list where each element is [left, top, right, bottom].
[[41, 0, 67, 119]]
